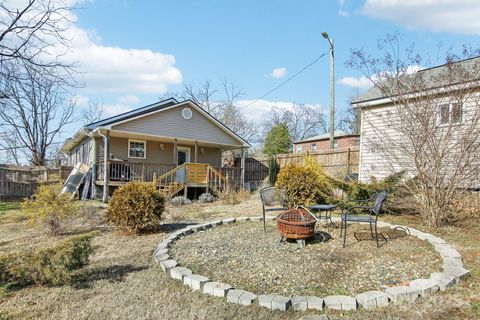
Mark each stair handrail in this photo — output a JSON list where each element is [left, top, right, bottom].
[[157, 163, 187, 186], [207, 166, 228, 190]]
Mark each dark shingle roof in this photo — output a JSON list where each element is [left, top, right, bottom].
[[352, 56, 480, 105], [294, 130, 358, 144]]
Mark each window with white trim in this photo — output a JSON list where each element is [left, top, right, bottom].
[[296, 145, 302, 153], [310, 143, 317, 151], [439, 102, 462, 125], [128, 140, 146, 159]]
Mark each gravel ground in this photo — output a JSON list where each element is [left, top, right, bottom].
[[170, 221, 442, 297]]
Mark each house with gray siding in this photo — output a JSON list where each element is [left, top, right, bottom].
[[352, 57, 480, 187], [61, 98, 250, 201]]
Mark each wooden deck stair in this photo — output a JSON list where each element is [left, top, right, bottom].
[[158, 182, 184, 198], [156, 163, 228, 198]]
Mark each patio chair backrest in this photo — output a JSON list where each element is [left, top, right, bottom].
[[372, 191, 388, 215], [260, 186, 285, 207]]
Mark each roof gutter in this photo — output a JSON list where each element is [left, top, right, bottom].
[[60, 127, 91, 153]]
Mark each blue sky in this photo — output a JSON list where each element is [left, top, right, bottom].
[[58, 0, 480, 136]]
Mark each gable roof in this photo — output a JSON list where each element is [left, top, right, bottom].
[[352, 56, 480, 106], [61, 98, 250, 152]]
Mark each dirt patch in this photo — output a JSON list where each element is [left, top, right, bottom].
[[170, 221, 442, 297]]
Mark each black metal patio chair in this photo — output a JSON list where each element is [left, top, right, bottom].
[[340, 191, 389, 248], [260, 186, 288, 232]]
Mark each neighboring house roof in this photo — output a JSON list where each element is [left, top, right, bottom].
[[61, 99, 250, 152], [352, 56, 480, 105], [293, 130, 358, 144]]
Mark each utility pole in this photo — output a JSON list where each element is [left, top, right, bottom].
[[322, 32, 335, 149]]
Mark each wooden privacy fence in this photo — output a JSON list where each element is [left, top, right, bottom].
[[0, 165, 73, 200], [235, 147, 359, 185]]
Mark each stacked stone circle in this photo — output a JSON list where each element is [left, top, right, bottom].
[[153, 216, 470, 312]]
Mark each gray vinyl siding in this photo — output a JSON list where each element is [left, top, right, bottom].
[[109, 137, 175, 164], [68, 137, 94, 166], [112, 105, 242, 147], [197, 147, 222, 166], [359, 95, 480, 186], [96, 137, 104, 164], [359, 106, 403, 182], [105, 137, 222, 166]]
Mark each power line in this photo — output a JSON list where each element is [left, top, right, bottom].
[[239, 52, 328, 111], [1, 53, 328, 154]]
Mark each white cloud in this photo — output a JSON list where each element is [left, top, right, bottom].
[[117, 95, 140, 105], [270, 67, 287, 78], [71, 94, 90, 108], [63, 25, 182, 94], [237, 99, 323, 124], [362, 0, 480, 35], [4, 0, 183, 94], [74, 94, 136, 117], [102, 104, 133, 117], [338, 76, 373, 90], [339, 65, 422, 90], [338, 0, 350, 16]]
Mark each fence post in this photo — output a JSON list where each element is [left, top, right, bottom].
[[346, 147, 351, 175]]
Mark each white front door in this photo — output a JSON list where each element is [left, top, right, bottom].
[[177, 147, 190, 165], [176, 147, 190, 183]]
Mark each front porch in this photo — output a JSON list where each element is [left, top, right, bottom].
[[90, 129, 247, 201], [95, 160, 242, 198]]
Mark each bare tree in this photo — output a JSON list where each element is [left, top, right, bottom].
[[0, 130, 21, 165], [170, 80, 219, 115], [340, 95, 362, 134], [0, 0, 74, 77], [348, 34, 480, 227], [165, 79, 258, 144], [263, 103, 328, 142], [0, 63, 77, 166], [81, 100, 105, 125]]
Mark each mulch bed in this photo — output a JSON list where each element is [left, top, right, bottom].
[[170, 221, 442, 297]]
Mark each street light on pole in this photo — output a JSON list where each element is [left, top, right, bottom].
[[322, 31, 335, 149]]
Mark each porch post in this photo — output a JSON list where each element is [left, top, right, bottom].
[[194, 141, 198, 163], [173, 138, 178, 165], [102, 131, 110, 203], [91, 136, 98, 199], [241, 147, 246, 189]]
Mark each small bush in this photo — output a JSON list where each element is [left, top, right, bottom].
[[198, 193, 216, 204], [170, 196, 192, 207], [0, 232, 96, 286], [107, 182, 165, 233], [217, 188, 251, 205], [276, 161, 332, 208], [21, 181, 79, 235], [268, 156, 279, 185], [329, 171, 409, 213]]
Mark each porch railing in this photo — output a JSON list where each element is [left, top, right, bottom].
[[97, 160, 176, 183], [96, 161, 243, 192]]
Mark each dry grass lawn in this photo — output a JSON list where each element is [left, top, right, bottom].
[[0, 194, 478, 320]]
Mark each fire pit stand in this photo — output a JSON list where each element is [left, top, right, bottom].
[[276, 208, 317, 247]]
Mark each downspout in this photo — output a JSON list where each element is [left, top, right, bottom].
[[98, 130, 109, 203], [90, 131, 98, 199]]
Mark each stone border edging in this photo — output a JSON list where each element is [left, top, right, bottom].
[[153, 216, 470, 312]]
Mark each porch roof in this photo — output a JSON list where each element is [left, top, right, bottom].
[[104, 129, 245, 150]]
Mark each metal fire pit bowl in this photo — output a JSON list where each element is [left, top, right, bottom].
[[277, 208, 316, 241]]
